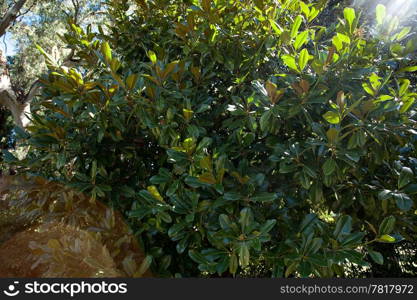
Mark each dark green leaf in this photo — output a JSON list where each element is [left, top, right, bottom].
[[378, 216, 395, 235], [368, 250, 384, 265]]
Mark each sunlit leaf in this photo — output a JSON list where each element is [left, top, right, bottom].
[[376, 4, 386, 25]]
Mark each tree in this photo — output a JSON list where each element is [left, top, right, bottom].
[[3, 0, 417, 277], [0, 0, 29, 37], [1, 0, 33, 128], [0, 0, 104, 128]]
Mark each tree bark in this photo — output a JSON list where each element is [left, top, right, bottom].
[[0, 0, 29, 38], [0, 75, 25, 128], [0, 48, 37, 128]]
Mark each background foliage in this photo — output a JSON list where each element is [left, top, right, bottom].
[[2, 0, 417, 277]]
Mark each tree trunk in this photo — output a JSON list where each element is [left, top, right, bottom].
[[0, 74, 29, 128]]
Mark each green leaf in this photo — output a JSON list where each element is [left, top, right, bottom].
[[239, 208, 254, 232], [260, 219, 277, 234], [398, 167, 413, 189], [403, 184, 417, 194], [298, 48, 309, 71], [147, 185, 164, 202], [138, 190, 157, 203], [294, 30, 309, 50], [238, 243, 250, 267], [308, 237, 323, 254], [308, 254, 328, 267], [282, 55, 299, 72], [229, 252, 238, 275], [285, 262, 298, 277], [101, 42, 112, 61], [393, 193, 413, 211], [299, 2, 310, 18], [35, 44, 58, 67], [376, 4, 386, 25], [322, 158, 337, 176], [333, 215, 352, 239], [126, 73, 139, 90], [299, 170, 311, 189], [219, 214, 232, 230], [378, 234, 395, 243], [332, 35, 343, 51], [303, 165, 317, 178], [260, 110, 273, 132], [189, 250, 208, 265], [326, 128, 339, 144], [337, 32, 351, 44], [399, 79, 410, 97], [196, 137, 213, 152], [250, 192, 278, 202], [167, 149, 188, 164], [168, 223, 186, 239], [362, 82, 375, 96], [224, 192, 241, 201], [398, 66, 417, 73], [344, 7, 356, 29], [149, 175, 169, 185], [148, 50, 157, 64], [299, 213, 317, 233], [368, 250, 384, 265], [378, 216, 395, 235], [340, 232, 365, 246], [395, 27, 411, 41], [291, 15, 303, 39], [323, 111, 340, 124]]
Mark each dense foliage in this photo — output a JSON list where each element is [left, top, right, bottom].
[[3, 0, 417, 277]]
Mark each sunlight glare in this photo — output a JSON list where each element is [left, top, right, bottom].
[[386, 0, 417, 19]]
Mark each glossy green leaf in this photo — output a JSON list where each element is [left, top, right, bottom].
[[322, 158, 337, 176], [282, 54, 299, 72], [101, 42, 112, 61], [294, 30, 309, 50], [378, 234, 396, 243], [393, 193, 413, 211], [238, 243, 250, 267], [323, 111, 340, 124], [229, 252, 238, 275], [378, 216, 395, 235], [398, 167, 413, 189], [148, 50, 157, 64], [239, 208, 254, 232], [250, 192, 278, 202], [299, 48, 309, 71], [343, 7, 356, 29], [291, 15, 303, 38]]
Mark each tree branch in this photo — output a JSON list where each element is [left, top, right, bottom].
[[0, 0, 29, 38]]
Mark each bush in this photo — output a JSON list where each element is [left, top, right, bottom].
[[4, 0, 417, 277]]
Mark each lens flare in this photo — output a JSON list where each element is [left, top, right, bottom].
[[353, 0, 417, 22], [385, 0, 417, 19]]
